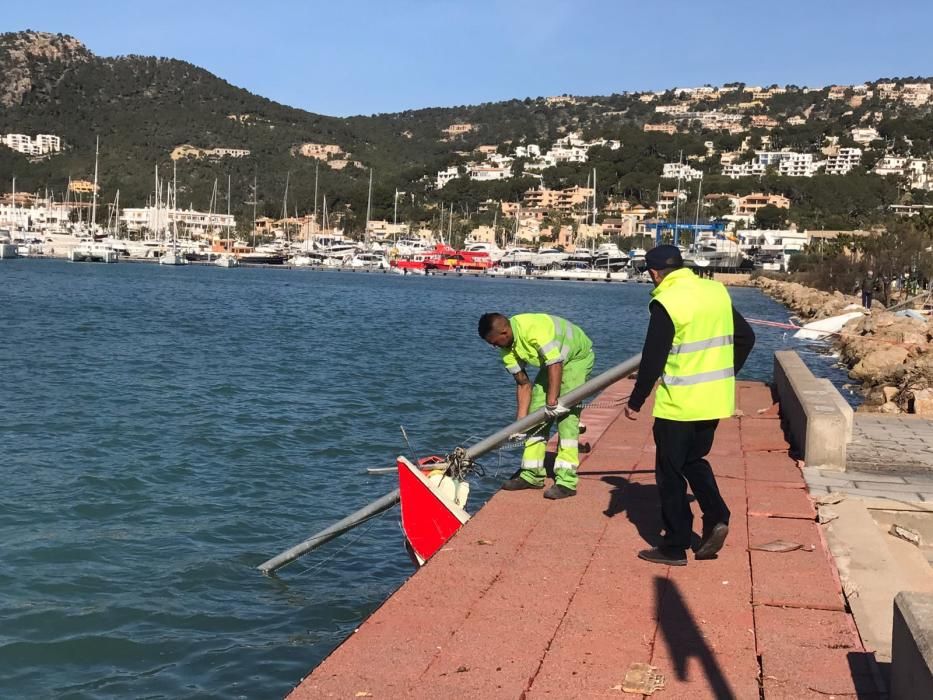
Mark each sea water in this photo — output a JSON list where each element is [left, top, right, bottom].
[[0, 259, 850, 698]]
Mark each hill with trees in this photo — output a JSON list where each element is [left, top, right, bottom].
[[2, 30, 932, 236]]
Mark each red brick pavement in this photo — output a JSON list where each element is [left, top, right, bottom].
[[289, 381, 883, 699]]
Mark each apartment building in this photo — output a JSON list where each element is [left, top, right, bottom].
[[655, 104, 689, 114], [298, 142, 344, 159], [778, 153, 821, 177], [522, 185, 593, 214], [467, 165, 512, 182], [661, 162, 704, 182], [850, 127, 880, 145], [435, 166, 460, 189], [120, 207, 236, 237], [656, 190, 687, 215], [442, 123, 474, 137], [1, 133, 61, 156], [644, 123, 677, 134], [735, 193, 790, 216], [824, 148, 862, 175], [722, 162, 767, 179]]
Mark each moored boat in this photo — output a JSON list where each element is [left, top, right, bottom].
[[397, 456, 470, 565]]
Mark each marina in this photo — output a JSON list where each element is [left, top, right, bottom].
[[0, 258, 842, 698]]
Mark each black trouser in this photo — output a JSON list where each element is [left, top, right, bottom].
[[861, 291, 872, 309], [653, 417, 730, 552]]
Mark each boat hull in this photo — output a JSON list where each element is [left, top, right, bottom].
[[397, 456, 470, 565]]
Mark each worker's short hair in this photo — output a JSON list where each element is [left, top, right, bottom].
[[478, 312, 507, 338]]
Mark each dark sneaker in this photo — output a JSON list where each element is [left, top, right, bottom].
[[501, 477, 544, 491], [695, 523, 729, 560], [637, 547, 688, 566], [543, 484, 576, 500]]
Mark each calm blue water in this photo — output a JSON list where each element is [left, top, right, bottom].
[[0, 259, 849, 698]]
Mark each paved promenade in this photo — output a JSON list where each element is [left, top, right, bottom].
[[846, 413, 933, 475], [290, 380, 882, 699]]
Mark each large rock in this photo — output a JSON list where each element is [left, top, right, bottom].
[[849, 345, 910, 382], [912, 388, 933, 416]]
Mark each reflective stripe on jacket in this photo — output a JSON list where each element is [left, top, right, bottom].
[[650, 268, 736, 420], [500, 313, 593, 376]]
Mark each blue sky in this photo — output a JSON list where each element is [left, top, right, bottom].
[[5, 0, 932, 116]]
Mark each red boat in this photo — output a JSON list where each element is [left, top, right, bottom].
[[397, 455, 471, 565]]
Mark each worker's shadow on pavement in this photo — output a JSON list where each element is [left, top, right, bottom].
[[654, 576, 736, 699], [602, 475, 697, 549]]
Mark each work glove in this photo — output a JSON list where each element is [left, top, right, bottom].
[[544, 402, 570, 420], [509, 432, 528, 443]]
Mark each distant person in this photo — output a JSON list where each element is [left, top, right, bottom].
[[479, 312, 595, 500], [624, 245, 755, 566], [857, 270, 880, 309]]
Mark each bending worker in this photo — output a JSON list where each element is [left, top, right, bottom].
[[624, 246, 755, 566], [478, 312, 595, 500]]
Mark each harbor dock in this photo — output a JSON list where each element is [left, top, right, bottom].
[[289, 378, 883, 699]]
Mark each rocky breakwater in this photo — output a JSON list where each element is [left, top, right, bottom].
[[755, 277, 933, 415]]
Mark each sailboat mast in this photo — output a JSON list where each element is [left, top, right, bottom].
[[312, 164, 319, 246], [90, 136, 99, 232], [252, 173, 258, 248], [281, 171, 290, 243], [365, 168, 373, 247]]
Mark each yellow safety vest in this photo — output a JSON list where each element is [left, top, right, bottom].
[[650, 268, 736, 421], [500, 313, 593, 376]]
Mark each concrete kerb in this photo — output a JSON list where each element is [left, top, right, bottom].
[[773, 350, 851, 471], [892, 591, 933, 700]]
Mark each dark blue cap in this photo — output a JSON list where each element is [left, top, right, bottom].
[[644, 245, 683, 270]]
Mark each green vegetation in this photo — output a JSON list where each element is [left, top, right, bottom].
[[1, 31, 932, 237]]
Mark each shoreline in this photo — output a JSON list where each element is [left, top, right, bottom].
[[753, 276, 933, 415]]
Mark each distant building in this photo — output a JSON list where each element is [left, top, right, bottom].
[[467, 164, 512, 182], [643, 123, 677, 135], [298, 142, 345, 160], [824, 147, 862, 175], [442, 123, 474, 138], [68, 179, 99, 194], [722, 162, 766, 179], [850, 127, 880, 145], [735, 193, 790, 217], [778, 153, 821, 178], [121, 206, 236, 237], [435, 166, 460, 189], [661, 162, 704, 182], [1, 133, 61, 156]]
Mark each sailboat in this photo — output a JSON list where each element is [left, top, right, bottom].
[[214, 175, 239, 267], [159, 163, 187, 265]]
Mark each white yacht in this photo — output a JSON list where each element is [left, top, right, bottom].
[[499, 247, 535, 265], [463, 241, 504, 261], [0, 230, 19, 259], [69, 241, 119, 263], [348, 252, 390, 270], [213, 254, 239, 268], [392, 237, 434, 256], [159, 249, 187, 266], [530, 248, 568, 269], [486, 264, 527, 277]]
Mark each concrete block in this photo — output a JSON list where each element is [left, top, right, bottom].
[[852, 481, 929, 493], [817, 377, 854, 442], [849, 488, 923, 501], [774, 350, 850, 471], [891, 591, 933, 700], [840, 471, 908, 484]]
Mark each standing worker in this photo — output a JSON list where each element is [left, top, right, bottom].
[[624, 246, 755, 566], [479, 312, 595, 500], [857, 270, 880, 309]]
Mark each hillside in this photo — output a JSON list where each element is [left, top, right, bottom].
[[2, 30, 933, 234]]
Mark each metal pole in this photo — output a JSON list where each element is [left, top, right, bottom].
[[257, 352, 643, 574], [257, 489, 401, 574]]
